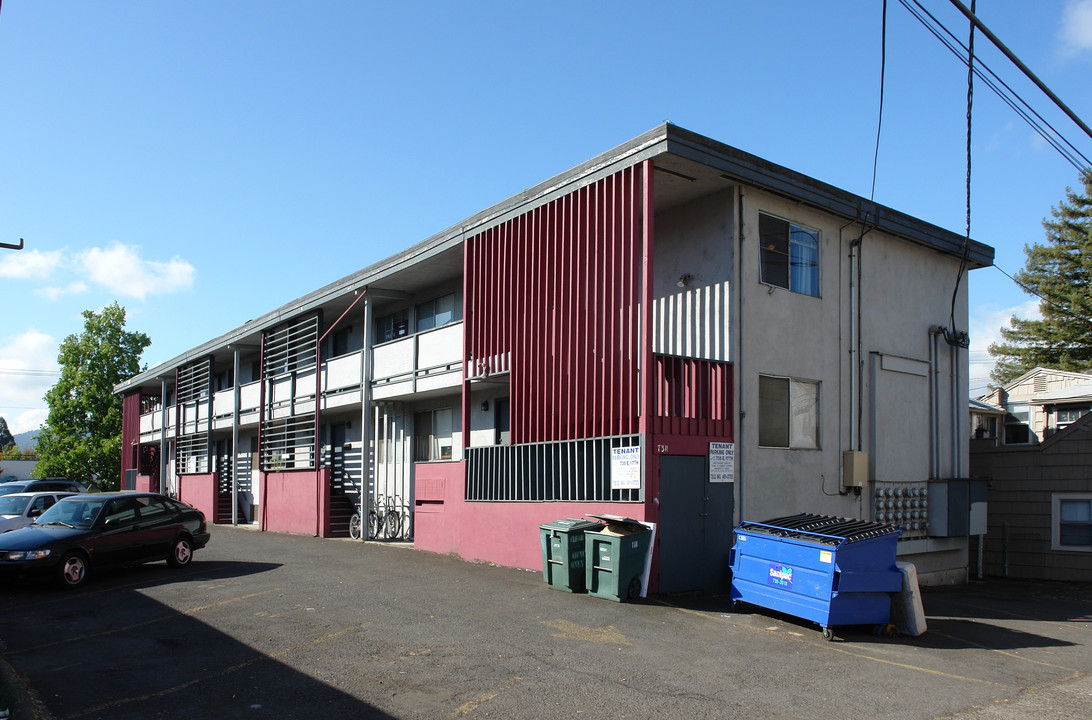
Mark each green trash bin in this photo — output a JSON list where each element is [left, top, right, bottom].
[[540, 518, 604, 592], [584, 514, 653, 602]]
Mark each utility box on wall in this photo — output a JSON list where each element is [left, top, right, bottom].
[[928, 478, 988, 536], [842, 451, 868, 489]]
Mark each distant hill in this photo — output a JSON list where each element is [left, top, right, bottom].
[[13, 430, 39, 449]]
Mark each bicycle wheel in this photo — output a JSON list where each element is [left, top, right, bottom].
[[385, 507, 403, 540], [368, 509, 379, 539], [349, 512, 362, 540]]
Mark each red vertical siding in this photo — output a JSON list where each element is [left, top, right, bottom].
[[465, 167, 645, 444], [121, 391, 142, 481]]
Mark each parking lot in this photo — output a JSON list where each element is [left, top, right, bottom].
[[1, 525, 1090, 720]]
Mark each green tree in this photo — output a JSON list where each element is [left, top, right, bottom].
[[34, 303, 151, 490], [989, 170, 1092, 386]]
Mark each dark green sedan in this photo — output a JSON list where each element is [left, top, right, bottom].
[[0, 492, 210, 589]]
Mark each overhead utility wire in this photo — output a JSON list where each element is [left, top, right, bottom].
[[870, 0, 888, 205], [947, 0, 1092, 144], [899, 0, 1092, 171], [990, 264, 1092, 325]]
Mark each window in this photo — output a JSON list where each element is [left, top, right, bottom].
[[1004, 404, 1032, 445], [375, 309, 409, 343], [416, 293, 456, 332], [1055, 406, 1089, 429], [1052, 494, 1092, 551], [758, 375, 819, 449], [759, 213, 820, 297], [415, 408, 453, 461]]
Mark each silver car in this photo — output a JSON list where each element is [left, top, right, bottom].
[[0, 492, 77, 533]]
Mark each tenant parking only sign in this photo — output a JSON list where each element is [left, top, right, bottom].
[[709, 442, 734, 483], [610, 446, 641, 490]]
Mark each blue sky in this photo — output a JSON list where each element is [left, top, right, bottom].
[[1, 1, 1090, 435]]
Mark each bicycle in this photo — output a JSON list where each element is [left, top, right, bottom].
[[348, 510, 363, 540], [368, 494, 403, 540]]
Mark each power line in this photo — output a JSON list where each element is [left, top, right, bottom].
[[898, 0, 1092, 172]]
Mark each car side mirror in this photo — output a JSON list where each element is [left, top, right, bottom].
[[27, 507, 42, 518]]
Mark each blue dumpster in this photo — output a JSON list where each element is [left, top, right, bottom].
[[729, 514, 902, 639]]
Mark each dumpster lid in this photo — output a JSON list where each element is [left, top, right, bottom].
[[586, 514, 647, 534], [540, 518, 604, 532], [735, 513, 900, 545]]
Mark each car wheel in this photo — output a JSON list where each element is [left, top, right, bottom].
[[168, 536, 193, 568], [56, 551, 89, 589]]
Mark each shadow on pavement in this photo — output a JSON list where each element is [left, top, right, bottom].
[[0, 560, 397, 720]]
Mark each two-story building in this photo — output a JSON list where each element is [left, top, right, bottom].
[[114, 123, 994, 590]]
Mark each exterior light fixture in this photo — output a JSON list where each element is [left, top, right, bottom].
[[677, 274, 693, 288]]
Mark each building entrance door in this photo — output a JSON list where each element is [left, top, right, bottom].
[[657, 455, 735, 594]]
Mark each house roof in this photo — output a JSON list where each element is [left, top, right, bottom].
[[969, 399, 1006, 415], [1032, 382, 1092, 404], [115, 123, 996, 395]]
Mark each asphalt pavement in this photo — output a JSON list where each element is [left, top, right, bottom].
[[1, 524, 1089, 720]]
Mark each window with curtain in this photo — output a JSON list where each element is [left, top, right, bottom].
[[759, 374, 819, 449], [414, 408, 453, 461], [759, 212, 820, 297]]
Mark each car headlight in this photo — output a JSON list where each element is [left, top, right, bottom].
[[5, 549, 52, 561]]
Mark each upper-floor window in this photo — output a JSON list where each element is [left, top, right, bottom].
[[375, 309, 409, 343], [759, 213, 820, 297], [758, 374, 819, 449], [416, 293, 457, 333]]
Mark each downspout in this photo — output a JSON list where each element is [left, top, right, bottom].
[[231, 348, 240, 525], [735, 187, 746, 522], [258, 333, 267, 531]]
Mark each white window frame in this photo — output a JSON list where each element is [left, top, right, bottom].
[[759, 212, 821, 297], [758, 374, 820, 449], [1003, 403, 1033, 445], [1051, 493, 1092, 552]]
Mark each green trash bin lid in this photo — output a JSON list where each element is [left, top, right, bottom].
[[540, 518, 604, 532]]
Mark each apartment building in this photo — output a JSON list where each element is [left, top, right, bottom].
[[114, 124, 994, 590]]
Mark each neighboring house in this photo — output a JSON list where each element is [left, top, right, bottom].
[[0, 459, 38, 482], [972, 367, 1092, 446], [113, 124, 994, 591], [969, 412, 1092, 582]]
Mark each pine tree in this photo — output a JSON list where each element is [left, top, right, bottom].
[[989, 170, 1092, 386], [0, 417, 15, 452]]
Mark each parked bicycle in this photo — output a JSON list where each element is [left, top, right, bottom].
[[368, 494, 406, 540]]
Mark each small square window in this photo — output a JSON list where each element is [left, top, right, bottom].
[[760, 213, 820, 297], [759, 374, 819, 449]]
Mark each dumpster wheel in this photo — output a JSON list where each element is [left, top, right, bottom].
[[627, 576, 642, 601], [821, 627, 834, 641]]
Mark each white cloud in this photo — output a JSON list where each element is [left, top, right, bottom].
[[0, 248, 64, 279], [76, 243, 196, 300], [1060, 0, 1092, 56], [0, 329, 60, 435], [968, 299, 1041, 395], [36, 281, 90, 301]]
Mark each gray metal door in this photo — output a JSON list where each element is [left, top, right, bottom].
[[658, 455, 735, 595]]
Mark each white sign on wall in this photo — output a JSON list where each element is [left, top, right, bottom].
[[709, 442, 734, 483], [610, 446, 642, 490]]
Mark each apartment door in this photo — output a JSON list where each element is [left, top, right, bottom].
[[658, 455, 735, 594]]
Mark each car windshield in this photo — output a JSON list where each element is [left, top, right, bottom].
[[34, 499, 107, 529], [0, 496, 30, 515], [0, 484, 28, 496]]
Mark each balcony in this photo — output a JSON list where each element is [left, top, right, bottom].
[[137, 322, 463, 440]]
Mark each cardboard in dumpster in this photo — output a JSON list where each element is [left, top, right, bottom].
[[586, 514, 647, 536]]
